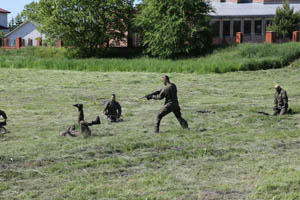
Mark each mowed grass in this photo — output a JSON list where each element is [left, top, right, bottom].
[[2, 42, 300, 73], [1, 66, 300, 199]]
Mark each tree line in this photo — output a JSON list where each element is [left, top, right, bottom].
[[18, 0, 213, 58], [5, 0, 300, 58]]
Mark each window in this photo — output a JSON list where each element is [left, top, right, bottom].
[[244, 20, 251, 35], [223, 21, 230, 36], [211, 21, 220, 37], [255, 20, 262, 35], [234, 21, 241, 36], [266, 20, 273, 26]]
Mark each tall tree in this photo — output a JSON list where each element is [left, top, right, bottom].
[[21, 1, 40, 23], [38, 0, 134, 57], [8, 14, 25, 32], [135, 0, 213, 58], [267, 3, 300, 38]]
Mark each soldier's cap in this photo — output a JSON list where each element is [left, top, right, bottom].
[[73, 103, 83, 109], [274, 84, 280, 89]]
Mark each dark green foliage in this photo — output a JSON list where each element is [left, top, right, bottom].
[[0, 31, 4, 39], [37, 0, 134, 57], [267, 3, 300, 38], [135, 0, 213, 58]]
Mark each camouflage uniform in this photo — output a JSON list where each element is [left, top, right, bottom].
[[103, 100, 122, 122], [273, 88, 288, 115], [61, 104, 100, 137], [152, 82, 188, 133]]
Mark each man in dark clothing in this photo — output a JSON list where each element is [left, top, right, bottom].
[[147, 75, 188, 133], [0, 110, 7, 134], [60, 104, 100, 137], [103, 94, 122, 122], [273, 84, 289, 116]]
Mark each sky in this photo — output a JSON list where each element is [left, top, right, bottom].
[[1, 0, 37, 20], [1, 0, 141, 21]]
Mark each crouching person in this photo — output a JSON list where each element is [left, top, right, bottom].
[[273, 84, 289, 116], [60, 104, 100, 137], [103, 94, 123, 122]]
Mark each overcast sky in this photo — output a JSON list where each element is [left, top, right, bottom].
[[1, 0, 141, 21]]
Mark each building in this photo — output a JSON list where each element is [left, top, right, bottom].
[[0, 8, 10, 33], [5, 21, 46, 46], [209, 0, 300, 43]]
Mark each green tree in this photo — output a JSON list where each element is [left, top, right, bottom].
[[0, 31, 4, 38], [267, 3, 300, 38], [8, 14, 25, 32], [21, 1, 40, 23], [38, 0, 134, 57], [0, 31, 4, 47], [135, 0, 213, 58]]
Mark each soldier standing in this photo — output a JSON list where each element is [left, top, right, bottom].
[[146, 75, 188, 133], [273, 84, 289, 116], [103, 94, 122, 122], [60, 104, 100, 137]]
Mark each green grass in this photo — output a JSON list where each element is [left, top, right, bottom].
[[1, 42, 300, 73], [1, 64, 300, 199]]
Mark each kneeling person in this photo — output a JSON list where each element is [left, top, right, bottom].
[[60, 104, 100, 137], [273, 84, 289, 116], [103, 94, 122, 122]]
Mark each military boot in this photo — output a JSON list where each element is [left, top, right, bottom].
[[73, 103, 83, 111], [180, 118, 189, 129], [154, 120, 160, 133], [92, 116, 101, 125]]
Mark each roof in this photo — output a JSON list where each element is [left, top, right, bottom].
[[0, 25, 8, 29], [5, 21, 37, 37], [209, 2, 300, 18], [0, 8, 10, 13]]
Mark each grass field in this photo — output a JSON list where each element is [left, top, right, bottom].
[[2, 42, 300, 74], [1, 65, 300, 199]]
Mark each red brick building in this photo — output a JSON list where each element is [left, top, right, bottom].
[[209, 0, 300, 43]]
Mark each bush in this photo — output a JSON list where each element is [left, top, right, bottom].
[[1, 42, 300, 74]]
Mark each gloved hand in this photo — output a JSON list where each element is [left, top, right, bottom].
[[146, 94, 153, 100]]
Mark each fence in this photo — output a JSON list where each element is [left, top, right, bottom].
[[0, 37, 63, 49], [235, 31, 300, 44]]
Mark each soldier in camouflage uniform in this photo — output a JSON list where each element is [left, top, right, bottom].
[[147, 75, 188, 133], [60, 104, 100, 137], [273, 84, 289, 116], [103, 94, 122, 122], [0, 110, 7, 134]]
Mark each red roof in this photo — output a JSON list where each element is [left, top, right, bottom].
[[0, 8, 10, 13]]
